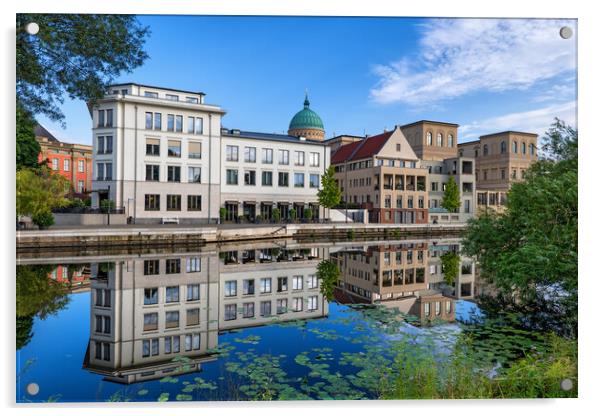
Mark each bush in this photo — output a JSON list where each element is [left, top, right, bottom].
[[219, 207, 227, 222], [272, 209, 281, 222], [67, 198, 86, 208], [100, 199, 115, 213], [304, 208, 313, 221], [289, 208, 297, 221], [347, 229, 355, 240], [32, 210, 54, 229]]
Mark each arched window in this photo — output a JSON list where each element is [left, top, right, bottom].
[[500, 141, 506, 153], [448, 134, 454, 147], [426, 132, 433, 146], [483, 144, 489, 156], [522, 142, 526, 154], [530, 143, 535, 155], [437, 133, 443, 147], [512, 141, 518, 153]]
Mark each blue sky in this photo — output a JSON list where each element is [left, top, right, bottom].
[[37, 15, 577, 145]]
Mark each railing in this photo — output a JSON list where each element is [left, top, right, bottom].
[[52, 206, 125, 214]]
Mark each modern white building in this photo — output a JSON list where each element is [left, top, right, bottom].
[[90, 83, 224, 224]]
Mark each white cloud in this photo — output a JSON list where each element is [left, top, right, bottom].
[[458, 100, 577, 141], [370, 19, 576, 105]]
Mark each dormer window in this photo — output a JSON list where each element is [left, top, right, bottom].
[[144, 91, 158, 98]]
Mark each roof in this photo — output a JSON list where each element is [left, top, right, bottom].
[[34, 124, 59, 142], [288, 94, 324, 131], [331, 130, 393, 164], [109, 82, 205, 97], [222, 129, 326, 146], [458, 140, 480, 146], [479, 131, 538, 139], [400, 120, 460, 129]]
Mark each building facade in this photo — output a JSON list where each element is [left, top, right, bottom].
[[458, 131, 538, 212], [90, 83, 225, 223], [330, 125, 429, 224], [36, 124, 93, 195], [400, 120, 459, 161]]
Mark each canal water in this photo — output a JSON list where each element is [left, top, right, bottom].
[[16, 237, 487, 402]]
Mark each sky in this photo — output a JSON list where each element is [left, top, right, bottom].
[[36, 15, 577, 145]]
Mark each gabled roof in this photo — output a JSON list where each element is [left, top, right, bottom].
[[331, 130, 393, 164], [34, 124, 59, 142]]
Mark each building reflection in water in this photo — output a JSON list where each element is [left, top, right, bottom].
[[83, 244, 330, 384], [331, 238, 475, 323]]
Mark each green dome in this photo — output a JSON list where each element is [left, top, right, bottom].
[[288, 93, 324, 131]]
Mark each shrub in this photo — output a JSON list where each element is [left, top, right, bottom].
[[289, 208, 297, 221], [272, 209, 281, 222], [32, 210, 54, 229], [347, 229, 355, 240], [304, 208, 313, 221], [100, 199, 115, 213], [219, 207, 227, 222]]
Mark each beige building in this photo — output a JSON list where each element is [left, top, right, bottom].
[[330, 125, 429, 224], [400, 120, 459, 161], [458, 131, 538, 211]]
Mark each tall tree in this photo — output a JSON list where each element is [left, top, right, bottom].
[[17, 167, 68, 225], [441, 176, 461, 213], [462, 119, 578, 338], [16, 104, 41, 170], [318, 166, 342, 209], [17, 14, 149, 123]]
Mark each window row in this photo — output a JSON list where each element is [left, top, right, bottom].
[[225, 146, 320, 167], [141, 90, 200, 104], [50, 158, 87, 173], [143, 283, 201, 305], [224, 295, 319, 320], [143, 257, 201, 275], [477, 168, 526, 181], [146, 138, 201, 159], [141, 333, 201, 358], [143, 308, 200, 331], [423, 300, 453, 316], [224, 275, 318, 297], [145, 112, 204, 135], [144, 194, 203, 211], [425, 132, 454, 147], [145, 165, 202, 183], [383, 195, 425, 209], [225, 170, 320, 188], [480, 142, 536, 156]]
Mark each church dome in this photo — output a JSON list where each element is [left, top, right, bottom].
[[288, 93, 325, 138]]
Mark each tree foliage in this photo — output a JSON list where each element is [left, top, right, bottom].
[[16, 104, 41, 170], [17, 14, 149, 122], [318, 166, 342, 209], [17, 167, 68, 222], [441, 176, 461, 213], [316, 259, 341, 301], [462, 119, 578, 337], [440, 251, 460, 286]]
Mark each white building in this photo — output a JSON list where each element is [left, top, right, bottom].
[[90, 83, 224, 224]]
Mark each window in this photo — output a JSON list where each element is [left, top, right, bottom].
[[292, 276, 303, 290], [307, 275, 318, 289], [187, 195, 202, 211], [52, 158, 58, 170], [145, 194, 160, 211], [262, 148, 273, 164], [483, 144, 489, 156], [143, 313, 158, 331], [277, 298, 288, 314], [98, 109, 105, 127], [186, 166, 201, 183], [244, 170, 256, 186], [166, 194, 181, 211], [243, 302, 255, 318], [500, 141, 507, 153], [144, 288, 158, 305], [175, 115, 183, 132], [105, 109, 113, 127], [530, 143, 535, 155], [279, 149, 289, 165], [262, 171, 273, 186], [144, 259, 159, 275], [260, 278, 272, 293], [154, 113, 162, 130], [166, 286, 180, 303], [424, 302, 431, 316], [243, 279, 255, 295], [165, 336, 180, 354], [447, 134, 454, 147], [309, 152, 320, 167], [168, 140, 181, 157], [308, 295, 318, 311], [244, 147, 256, 163], [224, 304, 237, 321], [292, 297, 303, 312], [278, 172, 289, 187], [78, 180, 84, 193], [226, 145, 239, 161], [225, 281, 237, 297], [426, 132, 433, 146], [513, 141, 518, 153], [431, 182, 439, 192], [167, 166, 181, 182], [144, 91, 158, 98], [294, 151, 305, 166], [186, 96, 199, 104], [260, 301, 272, 317], [437, 133, 443, 146], [146, 165, 160, 181], [464, 199, 471, 213], [195, 118, 203, 134], [309, 174, 319, 188], [167, 114, 175, 131], [187, 116, 195, 134], [186, 308, 200, 326], [226, 169, 238, 185], [166, 259, 181, 274], [188, 142, 201, 159], [97, 136, 105, 154], [165, 311, 179, 328], [522, 142, 526, 154], [142, 338, 159, 357], [187, 284, 200, 301], [63, 159, 70, 171], [184, 333, 201, 351], [396, 143, 401, 151], [501, 169, 505, 180], [435, 301, 441, 316], [294, 173, 304, 188], [512, 169, 517, 179], [146, 138, 160, 156], [277, 277, 288, 292]]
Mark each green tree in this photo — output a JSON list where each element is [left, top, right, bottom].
[[462, 119, 577, 338], [17, 167, 68, 226], [441, 176, 461, 213], [317, 166, 342, 218], [440, 251, 460, 286], [316, 259, 341, 302], [17, 14, 149, 122], [16, 104, 41, 170]]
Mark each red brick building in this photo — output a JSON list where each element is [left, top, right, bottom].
[[36, 124, 93, 196]]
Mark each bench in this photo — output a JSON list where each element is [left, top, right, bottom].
[[161, 217, 180, 224]]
